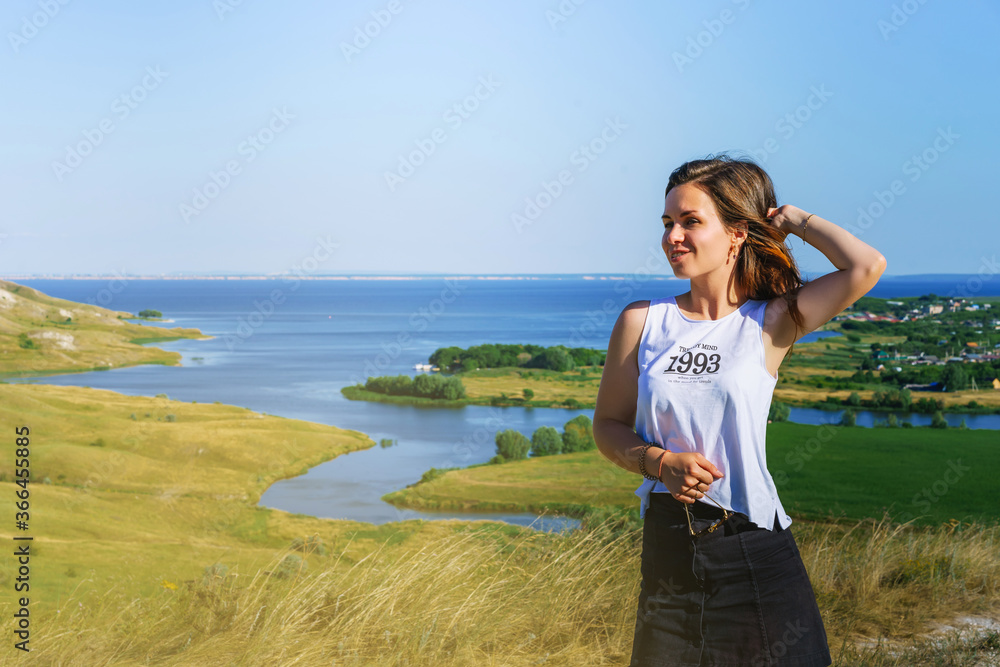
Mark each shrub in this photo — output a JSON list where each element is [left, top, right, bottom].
[[274, 554, 306, 579], [522, 388, 534, 400], [930, 411, 949, 429], [89, 438, 106, 447], [155, 393, 168, 399], [202, 563, 229, 587], [488, 455, 505, 465], [165, 414, 176, 423], [17, 333, 37, 349], [839, 409, 856, 427], [530, 426, 562, 457], [289, 535, 327, 556], [561, 415, 596, 453], [495, 429, 530, 461], [768, 401, 790, 422]]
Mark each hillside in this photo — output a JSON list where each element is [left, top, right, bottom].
[[0, 280, 209, 378]]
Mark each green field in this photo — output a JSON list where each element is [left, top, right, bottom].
[[387, 422, 999, 527]]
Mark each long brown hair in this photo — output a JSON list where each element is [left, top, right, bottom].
[[665, 153, 807, 353]]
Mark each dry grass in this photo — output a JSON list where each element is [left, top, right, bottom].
[[4, 513, 998, 666]]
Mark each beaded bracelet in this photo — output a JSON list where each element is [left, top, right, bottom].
[[638, 442, 661, 481]]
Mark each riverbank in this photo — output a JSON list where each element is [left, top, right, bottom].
[[0, 280, 209, 379]]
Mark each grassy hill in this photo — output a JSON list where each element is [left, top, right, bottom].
[[0, 280, 208, 378]]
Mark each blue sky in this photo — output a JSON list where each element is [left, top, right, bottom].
[[2, 0, 997, 277]]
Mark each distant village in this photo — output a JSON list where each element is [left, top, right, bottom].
[[832, 297, 1000, 392]]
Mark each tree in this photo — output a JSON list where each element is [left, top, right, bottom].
[[940, 364, 969, 392], [522, 388, 534, 400], [561, 415, 596, 453], [138, 309, 162, 318], [847, 392, 862, 407], [767, 401, 790, 422], [527, 346, 575, 372], [530, 426, 562, 457], [839, 409, 856, 427], [930, 411, 948, 429], [495, 429, 531, 461]]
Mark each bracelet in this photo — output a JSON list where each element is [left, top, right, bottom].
[[638, 442, 659, 481], [801, 213, 815, 245]]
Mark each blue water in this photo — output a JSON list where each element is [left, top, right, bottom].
[[7, 277, 998, 532]]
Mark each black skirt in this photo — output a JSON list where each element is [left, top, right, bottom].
[[629, 492, 831, 667]]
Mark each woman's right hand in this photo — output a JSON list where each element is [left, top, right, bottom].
[[657, 451, 724, 504]]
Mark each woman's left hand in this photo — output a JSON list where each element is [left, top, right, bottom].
[[764, 204, 810, 241]]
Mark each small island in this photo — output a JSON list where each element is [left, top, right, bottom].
[[344, 294, 1000, 415]]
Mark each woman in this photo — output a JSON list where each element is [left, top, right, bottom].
[[593, 154, 886, 666]]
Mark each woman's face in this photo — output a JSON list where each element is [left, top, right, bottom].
[[661, 183, 736, 279]]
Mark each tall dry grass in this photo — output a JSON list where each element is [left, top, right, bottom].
[[7, 513, 999, 666]]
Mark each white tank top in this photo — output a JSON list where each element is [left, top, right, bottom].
[[634, 295, 792, 531]]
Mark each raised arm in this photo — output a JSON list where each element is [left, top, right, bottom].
[[763, 205, 887, 350]]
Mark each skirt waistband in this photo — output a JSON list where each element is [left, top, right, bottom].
[[650, 490, 732, 521]]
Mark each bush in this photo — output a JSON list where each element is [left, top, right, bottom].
[[155, 393, 168, 399], [138, 309, 162, 318], [202, 563, 228, 587], [839, 409, 856, 427], [562, 415, 596, 453], [930, 411, 948, 429], [495, 429, 530, 461], [768, 401, 790, 422], [488, 455, 505, 465], [289, 535, 327, 556], [274, 554, 306, 579], [165, 414, 176, 423], [522, 388, 534, 400], [530, 426, 562, 457], [17, 333, 37, 349], [89, 438, 106, 447]]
